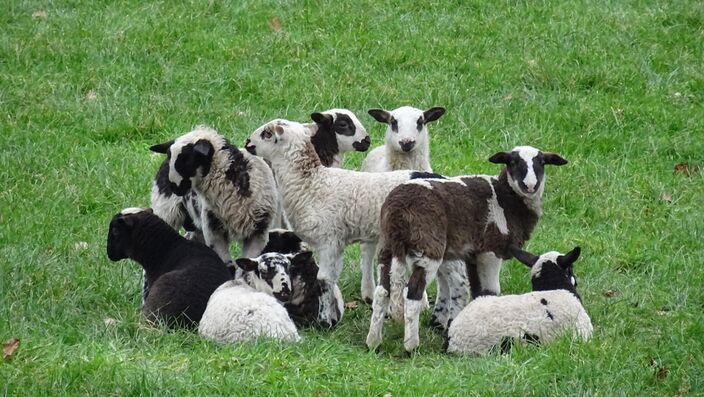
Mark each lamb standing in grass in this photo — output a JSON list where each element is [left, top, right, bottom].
[[106, 207, 232, 328], [243, 119, 420, 304], [198, 252, 310, 344], [150, 126, 278, 269], [149, 109, 369, 240], [360, 105, 467, 328], [446, 246, 592, 354], [367, 146, 568, 351]]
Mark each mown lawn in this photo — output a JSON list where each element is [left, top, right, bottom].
[[1, 0, 703, 395]]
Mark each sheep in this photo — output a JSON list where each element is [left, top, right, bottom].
[[366, 146, 568, 351], [106, 207, 232, 328], [149, 109, 369, 239], [243, 119, 421, 303], [198, 251, 311, 344], [149, 126, 278, 270], [359, 105, 467, 328], [446, 246, 592, 354]]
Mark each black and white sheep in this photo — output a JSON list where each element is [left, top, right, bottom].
[[446, 246, 592, 354], [198, 252, 310, 344], [360, 105, 467, 328], [106, 207, 232, 328], [366, 146, 568, 351], [149, 109, 369, 239], [244, 120, 421, 304], [149, 126, 278, 269]]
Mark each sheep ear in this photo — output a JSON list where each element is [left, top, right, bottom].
[[488, 151, 511, 164], [368, 108, 391, 124], [543, 152, 568, 166], [423, 107, 446, 123], [290, 251, 318, 275], [311, 112, 333, 126], [273, 124, 285, 136], [150, 140, 174, 154], [235, 258, 259, 272], [557, 246, 581, 268], [193, 140, 213, 157], [509, 245, 539, 268]]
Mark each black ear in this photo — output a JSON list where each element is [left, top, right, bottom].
[[290, 251, 318, 276], [543, 152, 568, 166], [509, 245, 539, 268], [311, 112, 334, 126], [368, 108, 391, 124], [423, 107, 446, 123], [193, 140, 214, 157], [235, 258, 259, 272], [150, 140, 175, 154], [557, 246, 581, 268], [488, 152, 511, 164]]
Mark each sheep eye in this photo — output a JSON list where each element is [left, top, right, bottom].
[[262, 130, 272, 139]]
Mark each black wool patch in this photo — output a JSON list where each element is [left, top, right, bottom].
[[546, 310, 554, 320], [310, 123, 339, 167], [523, 333, 541, 345], [154, 160, 173, 197], [410, 171, 447, 180], [540, 298, 548, 305], [333, 113, 356, 136], [223, 143, 252, 197]]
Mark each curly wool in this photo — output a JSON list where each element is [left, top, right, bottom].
[[198, 280, 300, 343], [446, 290, 592, 355]]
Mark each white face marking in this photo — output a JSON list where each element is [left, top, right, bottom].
[[385, 106, 426, 153], [516, 146, 540, 193], [120, 207, 146, 215], [530, 251, 561, 279]]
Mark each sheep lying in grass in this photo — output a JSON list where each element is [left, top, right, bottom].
[[198, 252, 310, 344], [150, 126, 278, 269], [360, 105, 467, 328], [367, 146, 568, 351], [106, 207, 232, 328], [261, 229, 344, 329], [243, 120, 420, 301], [446, 246, 592, 354], [150, 109, 369, 238]]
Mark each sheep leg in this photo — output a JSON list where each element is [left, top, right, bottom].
[[404, 258, 441, 352], [436, 259, 469, 328], [366, 257, 391, 350], [471, 252, 502, 297], [360, 242, 377, 304], [316, 244, 345, 284], [202, 217, 233, 267], [430, 262, 451, 329]]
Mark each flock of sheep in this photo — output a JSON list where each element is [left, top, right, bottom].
[[106, 106, 593, 354]]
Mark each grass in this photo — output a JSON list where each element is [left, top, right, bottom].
[[1, 0, 703, 395]]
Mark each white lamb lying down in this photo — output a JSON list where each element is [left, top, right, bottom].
[[198, 280, 300, 343], [446, 246, 592, 355], [198, 252, 311, 344]]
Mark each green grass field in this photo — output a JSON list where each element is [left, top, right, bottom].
[[2, 0, 703, 395]]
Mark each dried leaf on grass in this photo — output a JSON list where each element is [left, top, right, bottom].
[[344, 301, 359, 310], [603, 289, 617, 298], [32, 10, 47, 18], [674, 163, 697, 176], [86, 89, 98, 101], [268, 17, 282, 31], [3, 338, 20, 360], [660, 192, 672, 203]]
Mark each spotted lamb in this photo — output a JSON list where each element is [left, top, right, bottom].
[[367, 146, 568, 351], [446, 246, 592, 354]]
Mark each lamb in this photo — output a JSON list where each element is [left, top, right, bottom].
[[198, 251, 311, 344], [359, 105, 467, 328], [106, 207, 232, 328], [366, 146, 568, 351], [260, 229, 344, 329], [446, 246, 592, 354], [149, 109, 369, 239], [149, 126, 278, 269], [243, 119, 420, 302]]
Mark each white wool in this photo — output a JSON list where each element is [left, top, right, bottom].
[[171, 126, 278, 259], [247, 120, 415, 284], [446, 290, 592, 355], [198, 280, 300, 343]]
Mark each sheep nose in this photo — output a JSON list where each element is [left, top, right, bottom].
[[353, 136, 371, 151], [400, 140, 416, 152], [275, 285, 291, 302], [525, 184, 536, 193]]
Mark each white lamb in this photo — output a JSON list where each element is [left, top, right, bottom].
[[243, 119, 420, 305], [446, 246, 592, 354]]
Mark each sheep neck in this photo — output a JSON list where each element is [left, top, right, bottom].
[[129, 217, 182, 275], [384, 142, 431, 171]]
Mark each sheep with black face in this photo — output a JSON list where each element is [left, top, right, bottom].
[[366, 146, 568, 352], [446, 246, 592, 354], [149, 126, 278, 270], [106, 207, 232, 328]]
